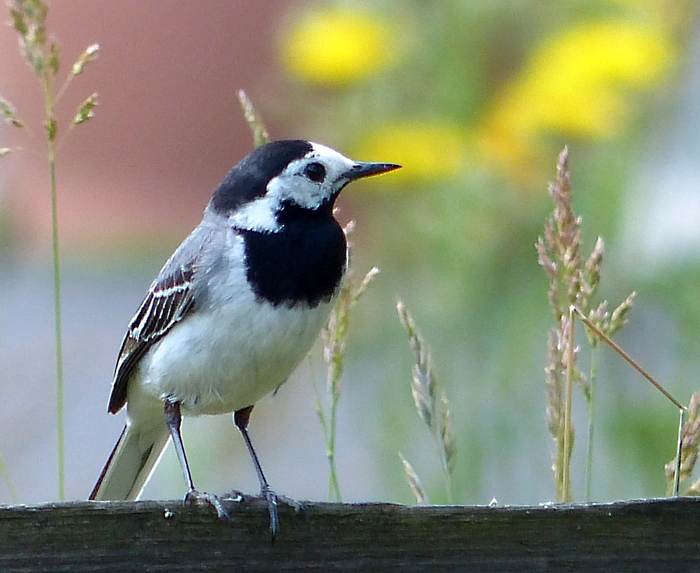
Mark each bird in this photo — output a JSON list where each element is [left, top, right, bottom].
[[88, 139, 400, 537]]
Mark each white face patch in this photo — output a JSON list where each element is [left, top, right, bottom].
[[223, 142, 359, 233], [264, 143, 357, 210]]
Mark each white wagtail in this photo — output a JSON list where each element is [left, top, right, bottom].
[[89, 139, 400, 536]]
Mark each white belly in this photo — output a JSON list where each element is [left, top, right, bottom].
[[130, 294, 332, 417]]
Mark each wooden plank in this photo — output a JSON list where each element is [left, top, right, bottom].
[[0, 497, 698, 571]]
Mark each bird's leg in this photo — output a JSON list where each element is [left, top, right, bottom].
[[164, 397, 228, 518], [163, 398, 195, 492], [234, 405, 281, 538]]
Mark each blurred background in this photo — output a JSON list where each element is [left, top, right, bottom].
[[0, 0, 698, 507]]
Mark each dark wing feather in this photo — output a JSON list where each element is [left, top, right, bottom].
[[107, 263, 196, 413]]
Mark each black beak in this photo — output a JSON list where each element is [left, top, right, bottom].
[[346, 161, 401, 181]]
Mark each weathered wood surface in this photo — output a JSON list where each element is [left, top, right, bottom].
[[0, 497, 699, 571]]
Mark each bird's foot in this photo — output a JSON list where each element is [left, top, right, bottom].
[[260, 485, 280, 540], [273, 492, 304, 513], [205, 487, 302, 540], [184, 489, 229, 519], [257, 486, 304, 540]]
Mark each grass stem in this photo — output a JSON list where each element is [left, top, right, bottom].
[[49, 149, 65, 501], [42, 70, 65, 501], [673, 408, 685, 497], [572, 306, 684, 410], [561, 309, 574, 502], [584, 348, 599, 501]]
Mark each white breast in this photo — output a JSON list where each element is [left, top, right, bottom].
[[128, 231, 336, 418], [133, 294, 332, 417]]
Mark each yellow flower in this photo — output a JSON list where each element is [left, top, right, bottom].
[[354, 122, 466, 185], [478, 20, 677, 183], [281, 7, 396, 86]]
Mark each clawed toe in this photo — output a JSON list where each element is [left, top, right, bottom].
[[183, 486, 299, 540], [274, 493, 304, 513], [260, 485, 280, 539], [184, 489, 229, 519], [255, 487, 302, 539]]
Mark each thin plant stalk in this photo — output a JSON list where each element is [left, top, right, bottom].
[[397, 300, 456, 504], [673, 408, 686, 496], [584, 348, 600, 501], [561, 309, 575, 503], [238, 89, 269, 148], [8, 1, 100, 500], [36, 61, 65, 498], [572, 306, 687, 495], [538, 148, 635, 501], [326, 372, 342, 501], [572, 307, 684, 410], [327, 345, 342, 500], [665, 392, 700, 495], [318, 263, 379, 501], [323, 266, 382, 498], [38, 19, 65, 503], [399, 452, 428, 504], [48, 138, 65, 500], [325, 296, 345, 501], [309, 364, 341, 500]]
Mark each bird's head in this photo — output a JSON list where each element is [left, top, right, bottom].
[[208, 140, 400, 232]]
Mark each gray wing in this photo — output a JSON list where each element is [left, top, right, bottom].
[[107, 262, 196, 413]]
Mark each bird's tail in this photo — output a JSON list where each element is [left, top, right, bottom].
[[89, 419, 170, 501]]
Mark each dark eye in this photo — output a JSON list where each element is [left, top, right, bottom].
[[304, 162, 326, 183]]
